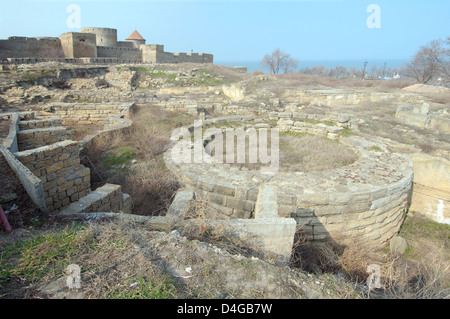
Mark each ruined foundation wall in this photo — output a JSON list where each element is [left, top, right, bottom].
[[396, 105, 450, 133], [1, 111, 133, 215], [37, 102, 136, 126], [164, 116, 413, 246], [14, 140, 91, 214], [410, 153, 450, 224], [282, 89, 426, 107]]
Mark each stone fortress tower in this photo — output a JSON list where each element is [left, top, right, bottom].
[[126, 30, 146, 46], [81, 27, 118, 47], [0, 27, 213, 64]]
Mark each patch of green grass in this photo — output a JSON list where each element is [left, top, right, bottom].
[[280, 130, 309, 137], [339, 128, 358, 138], [104, 276, 177, 299], [102, 146, 136, 167], [324, 120, 335, 126], [399, 213, 450, 242], [368, 146, 383, 152], [0, 223, 88, 288]]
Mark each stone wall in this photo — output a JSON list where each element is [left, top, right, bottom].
[[1, 112, 47, 212], [17, 126, 67, 151], [0, 37, 65, 60], [81, 27, 118, 47], [14, 140, 91, 214], [36, 102, 136, 126], [410, 153, 450, 224], [396, 104, 450, 133], [282, 89, 426, 107], [141, 44, 213, 64], [59, 184, 133, 216], [97, 46, 142, 62], [1, 111, 133, 215], [59, 32, 97, 59], [164, 116, 413, 246], [1, 28, 213, 64]]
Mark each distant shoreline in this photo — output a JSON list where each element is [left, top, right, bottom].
[[216, 59, 410, 74]]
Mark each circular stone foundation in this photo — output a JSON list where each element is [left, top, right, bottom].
[[164, 115, 413, 246]]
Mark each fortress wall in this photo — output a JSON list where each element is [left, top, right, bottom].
[[0, 37, 65, 60], [59, 32, 97, 59], [81, 27, 117, 47], [140, 44, 213, 64], [117, 41, 137, 49], [97, 46, 142, 62]]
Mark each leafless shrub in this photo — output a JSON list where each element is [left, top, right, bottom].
[[261, 49, 298, 74]]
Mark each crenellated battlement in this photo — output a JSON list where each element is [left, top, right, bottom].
[[0, 27, 214, 64]]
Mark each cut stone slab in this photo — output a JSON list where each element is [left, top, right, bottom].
[[167, 188, 195, 220], [254, 184, 278, 219]]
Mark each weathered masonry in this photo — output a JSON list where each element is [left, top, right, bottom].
[[0, 27, 213, 64], [1, 111, 132, 215], [164, 115, 414, 247]]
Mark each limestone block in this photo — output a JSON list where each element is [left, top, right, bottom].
[[410, 153, 450, 224], [254, 184, 278, 219]]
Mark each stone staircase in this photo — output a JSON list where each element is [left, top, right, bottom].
[[8, 114, 132, 215]]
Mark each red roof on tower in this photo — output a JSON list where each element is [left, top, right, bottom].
[[126, 30, 145, 41]]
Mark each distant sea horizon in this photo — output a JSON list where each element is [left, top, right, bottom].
[[215, 59, 410, 74]]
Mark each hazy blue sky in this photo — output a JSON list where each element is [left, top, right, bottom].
[[0, 0, 449, 63]]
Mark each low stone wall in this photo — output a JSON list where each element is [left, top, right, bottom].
[[410, 153, 450, 224], [164, 116, 414, 246], [14, 140, 91, 214], [1, 111, 133, 215], [37, 102, 137, 126], [1, 112, 46, 211], [17, 126, 67, 151], [396, 104, 450, 133], [59, 184, 132, 215], [282, 89, 426, 107]]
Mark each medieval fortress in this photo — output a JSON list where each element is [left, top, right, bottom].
[[0, 27, 214, 64]]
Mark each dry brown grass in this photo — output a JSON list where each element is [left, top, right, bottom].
[[278, 134, 358, 172], [83, 105, 193, 216], [267, 73, 413, 90], [218, 133, 358, 172], [290, 217, 450, 299]]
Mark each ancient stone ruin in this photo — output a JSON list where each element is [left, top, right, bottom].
[[1, 63, 449, 263], [0, 103, 135, 216]]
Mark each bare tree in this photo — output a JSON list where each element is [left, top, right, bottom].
[[405, 38, 449, 84], [261, 49, 298, 74], [335, 66, 348, 78]]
